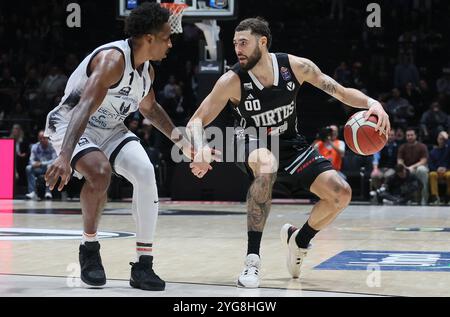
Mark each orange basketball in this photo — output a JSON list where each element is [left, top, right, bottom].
[[344, 111, 387, 156]]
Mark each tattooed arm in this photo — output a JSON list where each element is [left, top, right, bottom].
[[289, 55, 390, 135]]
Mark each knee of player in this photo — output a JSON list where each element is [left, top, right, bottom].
[[250, 149, 278, 174], [329, 181, 352, 210], [89, 162, 112, 189], [138, 163, 156, 182]]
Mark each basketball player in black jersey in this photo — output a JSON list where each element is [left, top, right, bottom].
[[187, 18, 390, 288]]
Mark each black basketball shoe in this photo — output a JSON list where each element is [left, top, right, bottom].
[[79, 241, 106, 287], [130, 255, 165, 291]]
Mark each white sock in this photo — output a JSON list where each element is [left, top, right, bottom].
[[136, 242, 153, 259], [113, 141, 159, 261], [82, 232, 98, 245]]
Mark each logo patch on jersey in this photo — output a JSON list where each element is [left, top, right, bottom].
[[78, 138, 89, 147], [280, 67, 292, 81], [287, 81, 296, 91], [247, 94, 255, 100], [119, 102, 131, 115], [118, 86, 132, 96], [244, 83, 253, 91]]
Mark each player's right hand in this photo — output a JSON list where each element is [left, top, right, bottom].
[[45, 156, 72, 191], [190, 147, 222, 178]]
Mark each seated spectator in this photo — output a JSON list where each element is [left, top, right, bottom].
[[163, 75, 179, 101], [428, 131, 450, 205], [436, 67, 450, 96], [397, 128, 430, 205], [334, 61, 351, 86], [420, 102, 449, 144], [394, 54, 420, 89], [314, 125, 346, 179], [25, 130, 57, 200], [386, 88, 415, 128], [372, 164, 422, 205], [395, 127, 406, 144], [371, 130, 399, 191], [417, 79, 434, 110], [9, 123, 30, 184], [0, 67, 18, 114], [39, 65, 68, 105]]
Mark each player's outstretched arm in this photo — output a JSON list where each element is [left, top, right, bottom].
[[289, 55, 390, 135], [45, 50, 124, 191], [139, 66, 193, 160], [187, 71, 240, 178]]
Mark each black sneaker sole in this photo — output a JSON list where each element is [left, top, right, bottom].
[[80, 274, 106, 287], [130, 279, 165, 291]]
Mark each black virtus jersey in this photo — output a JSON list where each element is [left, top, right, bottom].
[[230, 53, 305, 144]]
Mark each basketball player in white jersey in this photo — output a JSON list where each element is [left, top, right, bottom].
[[44, 3, 191, 291], [188, 18, 390, 288]]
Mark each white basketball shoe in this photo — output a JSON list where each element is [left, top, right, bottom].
[[237, 253, 261, 288], [280, 223, 309, 278]]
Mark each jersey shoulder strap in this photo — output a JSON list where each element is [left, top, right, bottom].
[[274, 52, 301, 86]]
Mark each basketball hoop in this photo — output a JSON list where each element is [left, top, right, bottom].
[[160, 2, 188, 34]]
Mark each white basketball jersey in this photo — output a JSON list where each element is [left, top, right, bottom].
[[45, 39, 152, 136]]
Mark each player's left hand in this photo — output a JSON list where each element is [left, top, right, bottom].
[[365, 100, 390, 136]]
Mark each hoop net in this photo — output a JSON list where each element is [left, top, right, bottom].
[[160, 3, 188, 34]]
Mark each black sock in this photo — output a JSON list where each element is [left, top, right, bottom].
[[247, 231, 263, 255], [295, 222, 319, 249]]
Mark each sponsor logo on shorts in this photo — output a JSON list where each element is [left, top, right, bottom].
[[78, 138, 89, 147]]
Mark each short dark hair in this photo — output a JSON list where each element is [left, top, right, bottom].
[[395, 164, 405, 174], [125, 2, 170, 37], [405, 127, 417, 134], [235, 17, 272, 49]]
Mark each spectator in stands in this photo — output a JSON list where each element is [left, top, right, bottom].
[[371, 129, 399, 191], [334, 61, 351, 86], [9, 123, 30, 184], [420, 102, 449, 144], [386, 88, 415, 128], [404, 81, 423, 117], [395, 127, 406, 144], [163, 74, 178, 100], [418, 79, 434, 109], [22, 67, 41, 109], [25, 130, 57, 200], [127, 118, 141, 138], [39, 65, 67, 105], [372, 164, 423, 205], [394, 54, 420, 89], [314, 125, 346, 179], [0, 67, 18, 114], [436, 67, 450, 96], [397, 128, 429, 205], [428, 131, 450, 205]]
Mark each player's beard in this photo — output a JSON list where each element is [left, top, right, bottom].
[[240, 46, 262, 71]]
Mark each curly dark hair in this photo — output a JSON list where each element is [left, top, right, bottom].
[[235, 17, 272, 49], [125, 2, 170, 37]]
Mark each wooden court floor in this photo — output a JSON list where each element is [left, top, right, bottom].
[[1, 199, 450, 297]]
